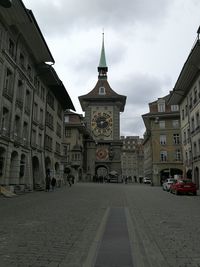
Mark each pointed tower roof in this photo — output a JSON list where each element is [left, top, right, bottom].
[[98, 32, 108, 79], [98, 32, 107, 68], [79, 34, 126, 112]]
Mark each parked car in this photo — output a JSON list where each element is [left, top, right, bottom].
[[162, 178, 176, 191], [143, 177, 151, 184], [170, 179, 197, 195]]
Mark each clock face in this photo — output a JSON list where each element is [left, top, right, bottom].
[[91, 111, 113, 137], [96, 147, 109, 160]]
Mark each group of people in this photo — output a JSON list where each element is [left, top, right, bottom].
[[46, 174, 75, 191], [45, 176, 57, 192]]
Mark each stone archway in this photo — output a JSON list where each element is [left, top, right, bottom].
[[0, 147, 6, 183], [95, 165, 108, 182], [32, 156, 39, 188], [160, 168, 183, 185], [20, 154, 26, 179], [45, 157, 51, 177], [10, 151, 19, 184], [194, 167, 199, 189], [187, 169, 192, 179]]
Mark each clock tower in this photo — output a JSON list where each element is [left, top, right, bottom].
[[79, 34, 126, 181]]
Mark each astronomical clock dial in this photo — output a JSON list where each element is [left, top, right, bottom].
[[96, 147, 109, 160], [91, 111, 113, 137]]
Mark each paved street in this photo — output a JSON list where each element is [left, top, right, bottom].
[[1, 183, 200, 267]]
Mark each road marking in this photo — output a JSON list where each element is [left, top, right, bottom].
[[83, 207, 110, 267], [94, 207, 134, 267]]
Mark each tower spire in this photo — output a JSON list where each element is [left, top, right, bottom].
[[98, 31, 108, 79]]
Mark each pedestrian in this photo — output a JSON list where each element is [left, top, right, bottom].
[[45, 175, 51, 192], [67, 174, 72, 187], [51, 177, 56, 191]]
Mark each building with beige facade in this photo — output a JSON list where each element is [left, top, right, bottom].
[[169, 33, 200, 188], [0, 0, 74, 192], [63, 110, 92, 183], [142, 94, 183, 185], [121, 136, 144, 182]]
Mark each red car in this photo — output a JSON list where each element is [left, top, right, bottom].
[[170, 179, 197, 195]]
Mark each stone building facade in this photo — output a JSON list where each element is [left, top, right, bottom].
[[63, 110, 92, 183], [121, 136, 144, 181], [0, 0, 74, 192], [169, 35, 200, 188], [142, 94, 183, 185]]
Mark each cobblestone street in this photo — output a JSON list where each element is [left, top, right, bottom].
[[1, 183, 200, 267]]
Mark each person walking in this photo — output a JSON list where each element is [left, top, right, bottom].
[[51, 177, 56, 191], [45, 175, 51, 192]]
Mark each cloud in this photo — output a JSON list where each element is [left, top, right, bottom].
[[113, 72, 171, 107], [25, 0, 173, 36]]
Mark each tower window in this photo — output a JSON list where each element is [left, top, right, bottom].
[[99, 87, 105, 95]]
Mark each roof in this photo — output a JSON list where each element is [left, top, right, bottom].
[[37, 64, 75, 111], [0, 0, 55, 63], [168, 39, 200, 104], [79, 79, 126, 111], [98, 33, 107, 68]]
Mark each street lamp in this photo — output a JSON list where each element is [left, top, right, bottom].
[[0, 0, 12, 8]]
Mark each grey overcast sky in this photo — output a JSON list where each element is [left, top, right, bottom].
[[23, 0, 200, 137]]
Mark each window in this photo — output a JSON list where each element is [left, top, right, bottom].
[[173, 134, 180, 144], [160, 151, 167, 161], [47, 93, 54, 109], [99, 87, 105, 95], [16, 79, 23, 101], [46, 112, 54, 130], [4, 68, 13, 97], [191, 117, 195, 132], [25, 90, 31, 114], [196, 112, 200, 129], [171, 105, 179, 111], [19, 53, 25, 69], [159, 120, 165, 129], [193, 142, 197, 157], [160, 135, 166, 145], [27, 64, 33, 82], [198, 139, 200, 156], [33, 103, 38, 121], [1, 107, 9, 133], [158, 100, 165, 112], [65, 128, 71, 137], [22, 121, 28, 141], [0, 157, 4, 176], [185, 105, 188, 116], [194, 88, 197, 104], [40, 86, 45, 101], [56, 123, 61, 137], [45, 134, 52, 150], [8, 38, 14, 58], [172, 120, 179, 128], [181, 109, 184, 120], [187, 128, 190, 143], [175, 149, 181, 161], [56, 142, 61, 154], [183, 131, 186, 144], [64, 115, 69, 123], [14, 115, 20, 137], [39, 108, 43, 124], [63, 146, 68, 156], [57, 104, 62, 119], [32, 129, 36, 146], [189, 94, 193, 108], [38, 133, 42, 147]]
